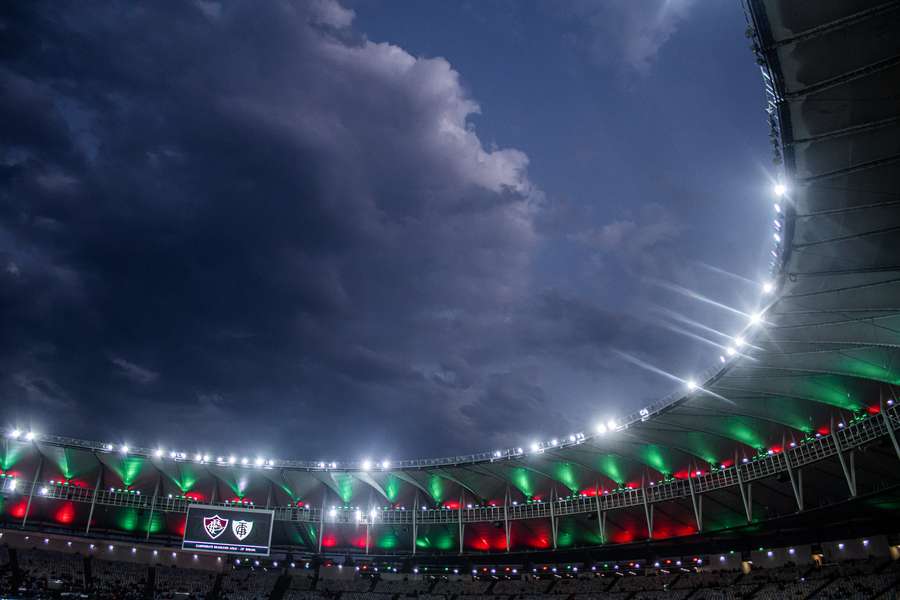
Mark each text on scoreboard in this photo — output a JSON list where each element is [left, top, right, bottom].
[[182, 504, 274, 556]]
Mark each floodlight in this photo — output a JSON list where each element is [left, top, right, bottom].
[[361, 459, 372, 471], [762, 281, 774, 294], [9, 429, 21, 439], [686, 380, 698, 391], [25, 431, 35, 441], [773, 183, 786, 197]]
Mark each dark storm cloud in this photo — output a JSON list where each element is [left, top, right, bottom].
[[0, 0, 762, 460], [0, 0, 551, 457]]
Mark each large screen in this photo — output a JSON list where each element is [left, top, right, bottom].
[[182, 504, 274, 556]]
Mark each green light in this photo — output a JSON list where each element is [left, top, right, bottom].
[[596, 455, 624, 485], [117, 508, 139, 531], [336, 474, 354, 503], [115, 457, 144, 486], [429, 474, 444, 502], [174, 465, 197, 492], [1, 444, 23, 471], [638, 445, 670, 475], [377, 529, 400, 549], [510, 467, 533, 497], [384, 475, 400, 503], [553, 463, 579, 492]]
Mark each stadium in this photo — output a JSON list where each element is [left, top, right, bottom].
[[3, 0, 900, 598]]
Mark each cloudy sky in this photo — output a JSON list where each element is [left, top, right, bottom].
[[1, 0, 775, 462]]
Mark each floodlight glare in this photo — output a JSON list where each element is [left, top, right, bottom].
[[9, 429, 21, 439], [606, 419, 617, 431], [25, 431, 35, 441], [361, 459, 372, 471], [596, 422, 607, 434], [762, 281, 775, 294], [726, 346, 736, 356], [773, 183, 787, 197], [381, 460, 391, 469], [749, 312, 764, 326], [154, 448, 163, 458], [228, 456, 236, 464], [120, 444, 129, 454], [734, 336, 745, 347], [530, 442, 540, 452], [686, 380, 698, 391], [255, 457, 264, 466]]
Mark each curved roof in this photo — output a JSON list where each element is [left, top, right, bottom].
[[2, 0, 900, 555]]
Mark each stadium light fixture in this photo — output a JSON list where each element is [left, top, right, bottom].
[[255, 457, 264, 467], [120, 444, 129, 454], [241, 457, 249, 465], [686, 380, 698, 391], [550, 438, 558, 446], [228, 456, 236, 464], [154, 448, 164, 458], [734, 336, 745, 347], [194, 453, 202, 461], [595, 423, 608, 434], [749, 312, 764, 326], [9, 429, 21, 439], [493, 450, 502, 458], [25, 431, 36, 441], [606, 418, 617, 431], [361, 459, 372, 471], [773, 183, 787, 197], [529, 442, 540, 453], [381, 460, 391, 469], [203, 454, 210, 462], [726, 346, 736, 356]]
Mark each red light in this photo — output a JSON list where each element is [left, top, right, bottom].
[[868, 405, 881, 414], [321, 534, 338, 548], [54, 502, 76, 525], [9, 501, 28, 519]]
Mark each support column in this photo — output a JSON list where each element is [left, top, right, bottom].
[[318, 496, 326, 554], [832, 417, 857, 497], [641, 476, 653, 540], [458, 494, 464, 554], [365, 522, 370, 555], [782, 435, 803, 511], [880, 390, 900, 461], [549, 487, 558, 549], [265, 481, 274, 509], [412, 494, 418, 556], [503, 486, 510, 552], [687, 470, 702, 533], [22, 453, 44, 529], [146, 475, 160, 540], [593, 483, 606, 544], [734, 452, 752, 523], [86, 463, 104, 534]]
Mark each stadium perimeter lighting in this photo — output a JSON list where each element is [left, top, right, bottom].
[[773, 183, 787, 197], [24, 431, 35, 441], [9, 429, 21, 439]]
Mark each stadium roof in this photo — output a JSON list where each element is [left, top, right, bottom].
[[3, 0, 900, 554]]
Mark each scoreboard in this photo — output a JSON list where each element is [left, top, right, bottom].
[[182, 504, 274, 556]]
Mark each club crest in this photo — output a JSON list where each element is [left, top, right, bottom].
[[203, 514, 229, 539], [232, 519, 253, 541]]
